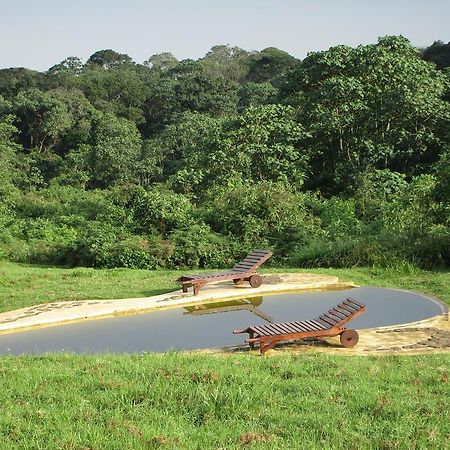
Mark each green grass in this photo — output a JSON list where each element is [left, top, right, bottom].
[[0, 262, 449, 448], [0, 353, 448, 449], [0, 261, 449, 314], [0, 261, 180, 313]]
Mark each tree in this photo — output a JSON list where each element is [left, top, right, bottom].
[[163, 105, 308, 195], [143, 60, 239, 133], [88, 112, 142, 188], [11, 88, 73, 151], [85, 49, 133, 69], [0, 68, 46, 99], [79, 65, 152, 123], [281, 36, 450, 193], [0, 106, 21, 231], [47, 57, 84, 76], [238, 81, 278, 109], [201, 45, 253, 81], [422, 41, 450, 70], [229, 104, 309, 187], [169, 60, 239, 115], [246, 47, 298, 83], [144, 52, 178, 71]]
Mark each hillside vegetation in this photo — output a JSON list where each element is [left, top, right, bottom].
[[1, 37, 449, 270]]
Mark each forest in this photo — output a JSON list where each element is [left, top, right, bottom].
[[0, 36, 449, 270]]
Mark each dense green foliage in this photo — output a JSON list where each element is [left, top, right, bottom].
[[0, 354, 449, 449], [1, 37, 449, 269]]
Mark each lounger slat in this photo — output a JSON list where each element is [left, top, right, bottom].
[[293, 321, 314, 332], [242, 256, 263, 262], [280, 322, 299, 333], [271, 324, 290, 336], [285, 323, 303, 333], [293, 321, 315, 332], [328, 309, 347, 320], [343, 299, 359, 308], [334, 306, 352, 317], [273, 323, 292, 334], [322, 312, 341, 324], [319, 315, 338, 327], [326, 310, 347, 322], [233, 263, 254, 269], [251, 326, 267, 336], [299, 320, 317, 331], [315, 318, 332, 329], [304, 320, 323, 331], [270, 325, 289, 336], [339, 304, 357, 314], [299, 320, 316, 333], [258, 325, 279, 336], [342, 301, 359, 312], [251, 325, 271, 336], [283, 322, 302, 334], [234, 261, 255, 267], [310, 319, 328, 330], [346, 298, 365, 309]]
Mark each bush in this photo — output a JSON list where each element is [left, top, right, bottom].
[[167, 224, 236, 269], [203, 180, 322, 260]]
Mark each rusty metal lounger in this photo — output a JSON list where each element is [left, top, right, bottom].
[[234, 298, 366, 354], [177, 249, 273, 295]]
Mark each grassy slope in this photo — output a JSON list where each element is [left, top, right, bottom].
[[0, 354, 449, 450], [0, 262, 449, 448], [0, 261, 449, 314]]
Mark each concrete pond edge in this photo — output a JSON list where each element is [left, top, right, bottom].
[[0, 272, 448, 356]]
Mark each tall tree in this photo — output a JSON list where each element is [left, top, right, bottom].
[[201, 45, 253, 82], [246, 47, 298, 83], [85, 49, 133, 69], [144, 52, 178, 72], [281, 36, 450, 193]]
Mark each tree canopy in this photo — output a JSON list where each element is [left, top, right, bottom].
[[0, 37, 449, 269]]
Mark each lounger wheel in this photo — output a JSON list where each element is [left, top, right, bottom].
[[249, 274, 262, 288], [340, 329, 359, 348]]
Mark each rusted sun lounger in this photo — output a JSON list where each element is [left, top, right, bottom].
[[234, 298, 366, 354], [178, 249, 272, 295]]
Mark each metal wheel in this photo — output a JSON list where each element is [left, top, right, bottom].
[[340, 329, 359, 348], [249, 274, 262, 288]]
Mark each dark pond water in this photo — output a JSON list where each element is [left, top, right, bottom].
[[0, 287, 446, 355]]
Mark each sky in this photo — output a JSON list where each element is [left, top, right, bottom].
[[1, 0, 449, 71]]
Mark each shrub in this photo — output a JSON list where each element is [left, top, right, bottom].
[[167, 224, 236, 269]]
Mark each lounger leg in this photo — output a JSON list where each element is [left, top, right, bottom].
[[260, 340, 278, 355], [248, 331, 255, 349], [182, 284, 188, 293]]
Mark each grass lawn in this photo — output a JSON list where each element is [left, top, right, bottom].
[[1, 353, 449, 449], [0, 262, 449, 449], [0, 261, 449, 314]]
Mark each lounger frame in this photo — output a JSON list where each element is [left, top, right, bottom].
[[178, 249, 272, 295], [234, 298, 366, 354]]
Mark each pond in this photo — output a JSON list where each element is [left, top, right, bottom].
[[0, 287, 446, 355]]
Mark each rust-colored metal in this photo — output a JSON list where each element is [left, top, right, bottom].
[[177, 249, 272, 295], [233, 298, 366, 354]]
